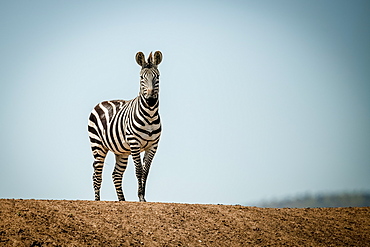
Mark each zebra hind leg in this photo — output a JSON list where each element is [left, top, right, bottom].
[[112, 154, 129, 201], [92, 148, 107, 201], [93, 159, 105, 201]]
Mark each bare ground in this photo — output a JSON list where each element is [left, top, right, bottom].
[[0, 199, 369, 246]]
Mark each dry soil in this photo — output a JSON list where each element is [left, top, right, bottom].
[[0, 199, 369, 246]]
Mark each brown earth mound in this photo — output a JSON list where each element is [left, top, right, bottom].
[[0, 199, 369, 246]]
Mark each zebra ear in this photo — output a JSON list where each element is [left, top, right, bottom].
[[153, 51, 162, 65], [136, 52, 146, 67]]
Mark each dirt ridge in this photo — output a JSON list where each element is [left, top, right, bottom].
[[0, 199, 369, 246]]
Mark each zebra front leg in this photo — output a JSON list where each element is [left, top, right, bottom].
[[142, 145, 158, 200], [131, 148, 146, 202], [112, 154, 129, 201]]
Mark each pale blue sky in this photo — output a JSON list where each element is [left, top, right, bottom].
[[1, 0, 369, 205]]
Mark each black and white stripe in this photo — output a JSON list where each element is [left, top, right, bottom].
[[88, 51, 163, 202]]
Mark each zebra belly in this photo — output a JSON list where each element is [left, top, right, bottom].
[[96, 119, 128, 155], [131, 131, 161, 153], [139, 136, 160, 152], [103, 126, 160, 155]]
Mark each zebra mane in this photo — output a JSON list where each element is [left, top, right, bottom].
[[142, 52, 155, 68]]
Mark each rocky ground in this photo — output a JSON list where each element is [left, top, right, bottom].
[[0, 199, 369, 246]]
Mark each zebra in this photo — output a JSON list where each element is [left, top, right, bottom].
[[88, 51, 163, 202]]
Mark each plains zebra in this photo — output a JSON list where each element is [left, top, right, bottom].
[[88, 51, 163, 202]]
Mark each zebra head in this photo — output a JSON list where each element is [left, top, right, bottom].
[[136, 51, 163, 106]]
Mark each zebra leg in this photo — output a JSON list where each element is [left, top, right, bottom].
[[92, 151, 107, 201], [131, 148, 146, 202], [112, 154, 129, 201], [142, 145, 158, 200]]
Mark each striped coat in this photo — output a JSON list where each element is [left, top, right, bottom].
[[88, 51, 163, 202]]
